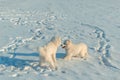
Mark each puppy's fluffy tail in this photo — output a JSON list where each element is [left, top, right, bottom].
[[38, 47, 46, 56], [86, 52, 92, 60]]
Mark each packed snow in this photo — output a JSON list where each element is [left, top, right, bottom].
[[0, 0, 120, 80]]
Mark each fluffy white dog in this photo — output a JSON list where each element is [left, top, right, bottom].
[[61, 40, 88, 60], [38, 37, 61, 70]]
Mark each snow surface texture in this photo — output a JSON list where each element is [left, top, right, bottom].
[[0, 0, 120, 80]]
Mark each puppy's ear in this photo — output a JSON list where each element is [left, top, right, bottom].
[[56, 36, 61, 41], [66, 40, 71, 44], [57, 36, 61, 40], [51, 36, 55, 41]]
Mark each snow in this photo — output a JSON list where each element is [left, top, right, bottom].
[[0, 0, 120, 80]]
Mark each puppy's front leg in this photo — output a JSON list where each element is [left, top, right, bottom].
[[64, 54, 72, 60], [49, 57, 57, 70], [52, 53, 57, 64]]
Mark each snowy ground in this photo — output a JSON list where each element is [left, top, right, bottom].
[[0, 0, 120, 80]]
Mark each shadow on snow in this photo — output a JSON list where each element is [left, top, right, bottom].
[[0, 52, 65, 70]]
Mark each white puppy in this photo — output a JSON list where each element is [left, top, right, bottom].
[[61, 40, 88, 60], [38, 37, 61, 70]]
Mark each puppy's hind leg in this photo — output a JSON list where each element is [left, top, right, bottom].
[[80, 51, 88, 60], [52, 53, 57, 64], [39, 56, 44, 66], [80, 50, 86, 59]]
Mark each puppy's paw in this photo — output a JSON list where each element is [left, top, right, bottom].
[[64, 57, 71, 61], [55, 67, 58, 70], [51, 67, 58, 71]]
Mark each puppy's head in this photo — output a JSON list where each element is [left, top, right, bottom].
[[52, 36, 61, 46], [56, 36, 61, 46], [61, 40, 72, 48]]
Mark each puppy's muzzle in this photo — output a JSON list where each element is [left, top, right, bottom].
[[61, 44, 66, 48]]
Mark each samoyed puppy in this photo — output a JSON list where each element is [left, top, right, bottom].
[[38, 36, 61, 70], [61, 40, 88, 60]]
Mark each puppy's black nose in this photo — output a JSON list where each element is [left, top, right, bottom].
[[61, 44, 63, 46]]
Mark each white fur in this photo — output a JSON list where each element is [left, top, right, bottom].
[[38, 37, 61, 70], [62, 40, 88, 60]]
